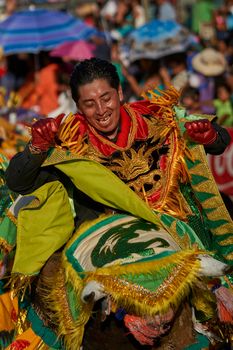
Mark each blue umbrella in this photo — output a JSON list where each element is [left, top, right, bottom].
[[0, 8, 98, 54], [123, 19, 191, 62]]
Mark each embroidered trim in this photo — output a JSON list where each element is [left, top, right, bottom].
[[88, 104, 138, 151]]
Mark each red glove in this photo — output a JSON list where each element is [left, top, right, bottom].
[[184, 119, 217, 145], [31, 114, 64, 152]]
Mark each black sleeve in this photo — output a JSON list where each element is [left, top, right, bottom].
[[5, 144, 59, 195], [5, 144, 107, 226], [204, 122, 231, 155]]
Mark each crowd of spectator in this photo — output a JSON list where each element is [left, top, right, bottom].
[[0, 0, 233, 128]]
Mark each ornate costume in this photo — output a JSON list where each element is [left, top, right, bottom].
[[0, 88, 233, 350]]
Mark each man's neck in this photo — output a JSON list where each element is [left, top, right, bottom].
[[98, 124, 121, 142]]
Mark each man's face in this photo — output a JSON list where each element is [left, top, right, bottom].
[[77, 78, 123, 139]]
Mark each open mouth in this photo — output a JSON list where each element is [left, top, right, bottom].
[[97, 115, 111, 127]]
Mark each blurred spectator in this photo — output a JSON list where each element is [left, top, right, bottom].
[[48, 72, 76, 118], [0, 54, 33, 97], [215, 37, 233, 65], [100, 0, 118, 24], [191, 48, 227, 114], [18, 53, 59, 116], [75, 2, 99, 26], [0, 0, 17, 20], [0, 48, 14, 96], [131, 0, 146, 28], [186, 38, 202, 73], [213, 3, 230, 41], [180, 86, 202, 113], [121, 58, 170, 100], [0, 117, 28, 159], [192, 0, 217, 36], [110, 0, 134, 41], [176, 0, 196, 28], [163, 53, 189, 91], [226, 67, 233, 103], [214, 83, 233, 126], [91, 36, 111, 60], [155, 0, 177, 21], [110, 40, 126, 87]]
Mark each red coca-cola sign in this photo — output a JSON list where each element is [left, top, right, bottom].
[[207, 128, 233, 196]]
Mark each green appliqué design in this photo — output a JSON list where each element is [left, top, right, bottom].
[[91, 219, 167, 267]]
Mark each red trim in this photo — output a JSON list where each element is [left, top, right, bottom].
[[73, 104, 150, 156]]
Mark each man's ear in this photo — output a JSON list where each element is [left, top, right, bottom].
[[118, 85, 124, 102]]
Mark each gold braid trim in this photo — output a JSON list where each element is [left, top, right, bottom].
[[38, 260, 92, 350], [0, 238, 14, 254], [6, 208, 17, 225], [156, 131, 192, 219], [143, 86, 192, 219], [36, 340, 50, 350], [15, 309, 29, 336], [83, 250, 202, 317], [0, 209, 16, 254], [188, 144, 233, 262], [57, 113, 88, 156]]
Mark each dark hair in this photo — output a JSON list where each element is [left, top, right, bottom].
[[180, 86, 199, 101], [70, 58, 120, 103]]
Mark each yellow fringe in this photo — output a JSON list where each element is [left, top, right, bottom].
[[6, 274, 33, 301], [39, 263, 92, 350], [142, 86, 192, 219], [63, 222, 205, 319], [57, 113, 88, 156], [63, 249, 204, 320], [82, 250, 202, 316], [191, 287, 216, 320], [142, 85, 180, 107]]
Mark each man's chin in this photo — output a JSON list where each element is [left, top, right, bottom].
[[95, 126, 119, 140]]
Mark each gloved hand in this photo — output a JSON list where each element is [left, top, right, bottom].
[[184, 119, 217, 145], [31, 114, 64, 152]]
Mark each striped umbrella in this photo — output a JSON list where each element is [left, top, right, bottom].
[[0, 8, 98, 54]]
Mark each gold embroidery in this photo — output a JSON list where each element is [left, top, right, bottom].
[[15, 309, 29, 336], [109, 144, 159, 181], [188, 145, 233, 237], [43, 90, 197, 222], [163, 217, 192, 250], [225, 252, 233, 260]]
